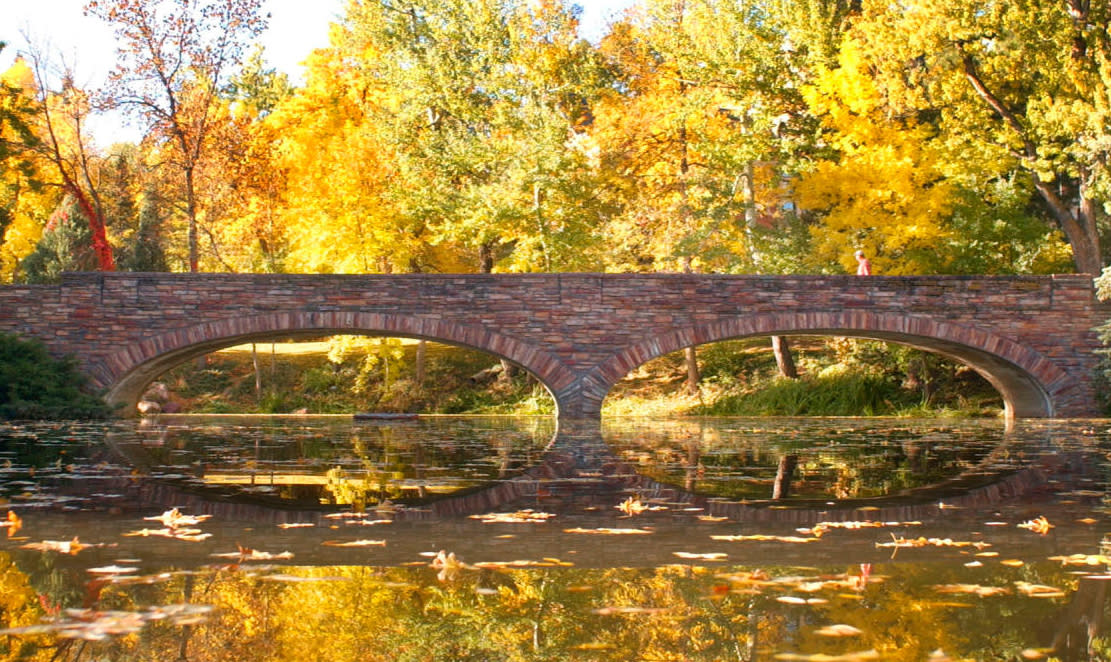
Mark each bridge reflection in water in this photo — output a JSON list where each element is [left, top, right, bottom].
[[3, 416, 1110, 661]]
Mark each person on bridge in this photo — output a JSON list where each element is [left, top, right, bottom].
[[854, 250, 872, 276]]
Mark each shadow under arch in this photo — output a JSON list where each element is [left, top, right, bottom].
[[587, 311, 1072, 419], [101, 312, 569, 415]]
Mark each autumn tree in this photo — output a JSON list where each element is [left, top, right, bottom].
[[85, 0, 268, 272], [19, 47, 115, 272], [839, 0, 1111, 275], [332, 0, 609, 274], [0, 53, 55, 281]]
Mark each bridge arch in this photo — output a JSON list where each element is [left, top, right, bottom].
[[100, 311, 573, 415], [586, 311, 1074, 419]]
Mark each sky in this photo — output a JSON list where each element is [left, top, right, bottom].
[[0, 0, 637, 135], [0, 0, 636, 144]]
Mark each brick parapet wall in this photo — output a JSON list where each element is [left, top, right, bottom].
[[0, 272, 1105, 418]]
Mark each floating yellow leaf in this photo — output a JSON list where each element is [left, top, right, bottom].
[[21, 536, 87, 555], [212, 545, 293, 560], [815, 624, 863, 637], [617, 496, 647, 516], [1017, 516, 1053, 535], [1015, 581, 1066, 598], [934, 583, 1010, 597], [143, 508, 211, 529], [774, 651, 879, 661], [1048, 553, 1111, 566], [277, 522, 315, 529], [673, 552, 728, 560], [321, 539, 387, 547], [1000, 559, 1025, 567], [592, 606, 669, 615], [470, 510, 556, 524], [712, 534, 819, 544], [564, 527, 653, 535], [3, 510, 21, 538]]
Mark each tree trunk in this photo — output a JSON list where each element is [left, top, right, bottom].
[[252, 343, 262, 401], [415, 340, 427, 384], [772, 336, 798, 379], [185, 164, 199, 273], [684, 346, 701, 394]]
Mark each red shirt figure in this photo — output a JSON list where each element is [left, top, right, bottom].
[[855, 250, 871, 276]]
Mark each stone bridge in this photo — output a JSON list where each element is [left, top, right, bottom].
[[0, 272, 1105, 421]]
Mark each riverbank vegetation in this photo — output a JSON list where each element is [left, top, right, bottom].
[[0, 333, 111, 419], [155, 337, 1001, 418]]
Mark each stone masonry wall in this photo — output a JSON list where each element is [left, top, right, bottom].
[[0, 272, 1104, 418]]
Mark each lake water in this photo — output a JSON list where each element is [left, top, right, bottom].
[[1, 415, 1110, 661]]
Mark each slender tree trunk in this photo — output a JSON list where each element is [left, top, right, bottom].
[[684, 346, 701, 394], [252, 343, 262, 401], [772, 336, 798, 379], [415, 340, 427, 384], [185, 165, 199, 273]]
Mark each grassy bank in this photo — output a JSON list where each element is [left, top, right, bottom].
[[154, 336, 1002, 418]]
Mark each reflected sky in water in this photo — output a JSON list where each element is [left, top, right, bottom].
[[1, 416, 1110, 660]]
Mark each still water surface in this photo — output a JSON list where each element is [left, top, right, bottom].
[[1, 415, 1110, 660]]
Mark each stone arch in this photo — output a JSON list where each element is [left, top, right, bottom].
[[100, 311, 574, 415], [583, 311, 1074, 419]]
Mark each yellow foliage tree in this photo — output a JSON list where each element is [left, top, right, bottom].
[[0, 58, 56, 282], [797, 38, 955, 275]]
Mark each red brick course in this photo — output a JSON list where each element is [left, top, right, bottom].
[[0, 272, 1104, 420]]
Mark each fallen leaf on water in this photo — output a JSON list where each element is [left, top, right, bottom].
[[144, 508, 211, 529], [430, 550, 467, 582], [277, 522, 315, 529], [876, 535, 990, 551], [617, 496, 647, 516], [21, 537, 88, 555], [592, 606, 669, 615], [211, 545, 293, 561], [1015, 581, 1067, 598], [321, 539, 387, 547], [1000, 559, 1025, 567], [122, 527, 211, 542], [470, 510, 556, 524], [712, 534, 819, 544], [261, 574, 350, 583], [673, 552, 728, 561], [564, 527, 653, 535], [345, 519, 393, 527], [473, 558, 573, 569], [1021, 648, 1054, 659], [774, 651, 879, 661], [697, 515, 729, 522], [86, 565, 139, 575], [1017, 516, 1053, 535], [776, 596, 828, 605], [3, 510, 22, 537], [815, 624, 863, 637], [1049, 553, 1111, 566], [934, 583, 1010, 597]]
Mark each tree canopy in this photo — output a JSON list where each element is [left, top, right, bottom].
[[0, 0, 1099, 280]]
